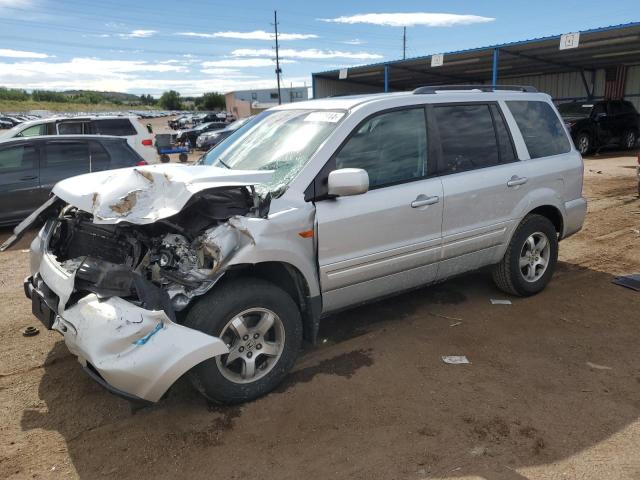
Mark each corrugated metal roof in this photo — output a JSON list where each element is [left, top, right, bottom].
[[313, 21, 640, 76]]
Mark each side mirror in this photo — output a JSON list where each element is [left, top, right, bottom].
[[328, 168, 369, 197]]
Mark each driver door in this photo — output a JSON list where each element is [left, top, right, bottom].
[[314, 107, 443, 313]]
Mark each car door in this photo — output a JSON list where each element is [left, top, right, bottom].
[[435, 102, 528, 280], [40, 140, 90, 198], [314, 106, 444, 312], [0, 141, 42, 224]]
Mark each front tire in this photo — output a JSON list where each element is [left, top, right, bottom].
[[492, 214, 558, 297], [184, 278, 302, 404]]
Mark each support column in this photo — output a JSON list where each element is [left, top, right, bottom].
[[311, 75, 316, 99], [384, 65, 389, 92], [492, 48, 500, 86]]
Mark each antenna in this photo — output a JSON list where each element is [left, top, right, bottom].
[[273, 10, 282, 105]]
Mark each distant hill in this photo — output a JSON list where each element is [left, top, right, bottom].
[[62, 90, 142, 104]]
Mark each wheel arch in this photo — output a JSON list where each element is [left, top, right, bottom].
[[526, 204, 564, 238], [223, 261, 322, 344]]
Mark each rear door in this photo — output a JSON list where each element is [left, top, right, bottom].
[[314, 106, 443, 312], [434, 102, 528, 279], [0, 142, 41, 224], [40, 140, 90, 197]]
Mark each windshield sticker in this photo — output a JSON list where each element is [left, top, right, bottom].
[[304, 112, 344, 123]]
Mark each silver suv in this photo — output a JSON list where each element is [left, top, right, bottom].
[[4, 86, 587, 405]]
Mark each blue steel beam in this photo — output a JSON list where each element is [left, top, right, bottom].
[[492, 48, 500, 85], [384, 65, 389, 92]]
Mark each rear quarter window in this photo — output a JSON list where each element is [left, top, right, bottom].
[[93, 119, 137, 136], [506, 100, 571, 159], [102, 140, 143, 167]]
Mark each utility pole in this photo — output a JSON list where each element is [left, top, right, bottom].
[[403, 26, 406, 60], [273, 10, 282, 105]]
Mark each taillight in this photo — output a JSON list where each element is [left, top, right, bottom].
[[136, 160, 148, 166], [142, 139, 153, 146]]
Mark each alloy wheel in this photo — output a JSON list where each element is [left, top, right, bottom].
[[519, 232, 551, 283], [216, 308, 285, 384]]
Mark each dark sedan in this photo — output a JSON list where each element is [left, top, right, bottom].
[[175, 121, 226, 146], [195, 116, 254, 150]]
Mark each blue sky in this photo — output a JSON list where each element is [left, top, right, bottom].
[[0, 0, 636, 96]]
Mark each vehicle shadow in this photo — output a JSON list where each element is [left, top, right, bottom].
[[20, 262, 640, 479]]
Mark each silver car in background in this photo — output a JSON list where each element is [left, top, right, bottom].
[[6, 86, 586, 405]]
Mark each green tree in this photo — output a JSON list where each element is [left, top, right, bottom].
[[159, 90, 182, 110], [197, 92, 225, 111]]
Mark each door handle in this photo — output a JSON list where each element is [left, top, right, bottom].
[[19, 175, 38, 181], [411, 195, 439, 208], [507, 176, 528, 187]]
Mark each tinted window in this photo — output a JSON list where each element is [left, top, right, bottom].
[[102, 141, 143, 167], [93, 119, 137, 136], [89, 141, 110, 171], [507, 101, 571, 158], [0, 145, 37, 172], [17, 124, 47, 137], [58, 122, 84, 134], [609, 101, 624, 115], [621, 101, 637, 115], [45, 142, 89, 166], [491, 105, 517, 163], [335, 108, 427, 188], [434, 104, 500, 174]]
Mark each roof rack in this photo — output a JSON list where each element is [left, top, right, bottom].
[[413, 85, 537, 94]]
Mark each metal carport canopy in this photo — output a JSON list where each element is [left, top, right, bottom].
[[312, 22, 640, 97]]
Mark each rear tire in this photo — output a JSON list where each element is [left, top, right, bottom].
[[620, 130, 637, 150], [184, 278, 302, 404], [492, 214, 558, 297], [160, 154, 170, 163], [576, 132, 591, 155]]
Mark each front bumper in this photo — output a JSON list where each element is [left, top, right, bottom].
[[26, 226, 229, 403]]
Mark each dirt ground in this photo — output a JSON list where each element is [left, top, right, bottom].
[[0, 141, 639, 479]]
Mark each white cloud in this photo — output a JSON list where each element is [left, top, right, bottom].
[[319, 12, 495, 27], [0, 58, 186, 81], [342, 39, 366, 45], [0, 48, 49, 58], [201, 58, 295, 68], [119, 29, 157, 38], [177, 30, 318, 41], [0, 0, 31, 5], [232, 48, 383, 60]]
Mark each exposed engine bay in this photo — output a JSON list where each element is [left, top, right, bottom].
[[47, 185, 269, 317]]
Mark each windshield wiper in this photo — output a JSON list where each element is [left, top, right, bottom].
[[216, 158, 231, 169]]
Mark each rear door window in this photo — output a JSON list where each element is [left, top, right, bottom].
[[44, 141, 89, 168], [506, 101, 571, 158], [434, 103, 508, 175], [92, 119, 137, 136], [57, 122, 85, 135]]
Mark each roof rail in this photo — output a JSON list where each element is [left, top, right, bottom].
[[413, 85, 537, 94]]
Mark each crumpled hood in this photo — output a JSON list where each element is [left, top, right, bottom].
[[52, 163, 272, 225]]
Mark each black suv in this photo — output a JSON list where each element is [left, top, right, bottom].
[[0, 135, 144, 226], [558, 100, 640, 155]]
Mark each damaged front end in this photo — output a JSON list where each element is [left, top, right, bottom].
[[14, 165, 274, 403]]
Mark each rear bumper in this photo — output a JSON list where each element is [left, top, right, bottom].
[[562, 197, 588, 239]]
